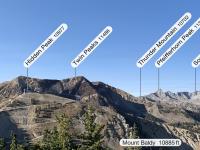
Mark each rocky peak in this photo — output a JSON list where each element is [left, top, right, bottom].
[[0, 76, 97, 100], [146, 89, 200, 101]]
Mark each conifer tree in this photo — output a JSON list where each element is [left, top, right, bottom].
[[10, 133, 25, 150], [127, 123, 141, 150], [130, 123, 139, 139], [42, 127, 60, 150], [79, 106, 105, 150], [0, 138, 5, 150], [40, 114, 73, 150], [56, 114, 72, 150], [10, 133, 17, 150]]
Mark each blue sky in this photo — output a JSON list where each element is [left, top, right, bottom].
[[0, 0, 199, 96]]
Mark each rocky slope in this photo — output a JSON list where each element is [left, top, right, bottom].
[[0, 76, 200, 149]]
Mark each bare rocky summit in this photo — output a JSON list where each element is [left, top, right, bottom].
[[0, 76, 200, 150]]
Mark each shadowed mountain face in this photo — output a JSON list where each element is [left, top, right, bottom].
[[0, 76, 97, 100], [0, 76, 200, 149]]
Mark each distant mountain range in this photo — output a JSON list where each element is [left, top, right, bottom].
[[146, 89, 200, 102], [0, 76, 200, 150]]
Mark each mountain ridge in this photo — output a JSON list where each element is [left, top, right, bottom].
[[145, 89, 200, 103], [0, 76, 200, 149], [1, 76, 199, 100]]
